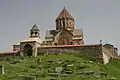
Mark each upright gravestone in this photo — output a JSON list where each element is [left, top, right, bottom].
[[37, 58, 43, 74], [0, 64, 4, 74], [55, 67, 63, 80]]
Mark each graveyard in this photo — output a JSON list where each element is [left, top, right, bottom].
[[0, 54, 120, 80]]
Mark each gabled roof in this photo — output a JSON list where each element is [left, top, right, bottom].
[[58, 27, 73, 36], [56, 7, 74, 20], [45, 30, 56, 38], [72, 29, 83, 36], [45, 28, 83, 38]]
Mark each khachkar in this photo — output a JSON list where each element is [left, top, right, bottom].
[[43, 7, 84, 46]]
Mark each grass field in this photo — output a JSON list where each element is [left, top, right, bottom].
[[0, 54, 119, 80]]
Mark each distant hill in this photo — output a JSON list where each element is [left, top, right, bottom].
[[0, 54, 119, 80]]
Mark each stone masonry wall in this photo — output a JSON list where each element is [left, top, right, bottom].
[[37, 44, 103, 59]]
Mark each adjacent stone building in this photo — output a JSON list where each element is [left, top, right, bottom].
[[103, 44, 118, 57], [13, 24, 42, 57]]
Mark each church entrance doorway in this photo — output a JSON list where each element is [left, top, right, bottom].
[[23, 44, 33, 56]]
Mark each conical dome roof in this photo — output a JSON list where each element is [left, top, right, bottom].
[[31, 24, 39, 31], [56, 7, 74, 21]]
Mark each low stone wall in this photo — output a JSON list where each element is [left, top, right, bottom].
[[0, 51, 19, 57], [37, 44, 103, 59]]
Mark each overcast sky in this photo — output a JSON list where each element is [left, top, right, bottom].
[[0, 0, 120, 53]]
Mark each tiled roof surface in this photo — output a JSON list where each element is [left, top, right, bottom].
[[13, 42, 20, 45], [45, 29, 83, 38], [56, 7, 74, 20], [21, 37, 42, 43]]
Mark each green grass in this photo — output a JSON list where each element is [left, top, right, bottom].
[[0, 54, 120, 80]]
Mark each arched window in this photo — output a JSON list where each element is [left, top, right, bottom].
[[56, 21, 58, 27], [31, 32, 33, 36], [35, 32, 38, 36], [60, 20, 61, 27], [63, 20, 65, 26], [56, 21, 59, 30]]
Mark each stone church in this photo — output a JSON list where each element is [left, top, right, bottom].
[[44, 7, 84, 46], [12, 7, 118, 64], [13, 7, 84, 56]]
